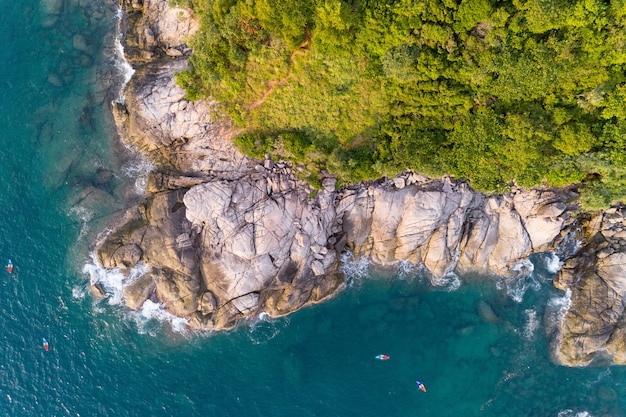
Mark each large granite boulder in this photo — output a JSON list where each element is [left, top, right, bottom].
[[113, 58, 248, 179], [339, 176, 576, 278], [183, 171, 343, 328], [96, 163, 345, 329], [120, 0, 199, 62], [553, 207, 626, 366]]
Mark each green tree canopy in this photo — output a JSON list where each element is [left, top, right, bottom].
[[177, 0, 626, 208]]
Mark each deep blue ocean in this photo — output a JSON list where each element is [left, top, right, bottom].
[[0, 1, 625, 416]]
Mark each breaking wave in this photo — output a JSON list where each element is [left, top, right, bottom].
[[247, 312, 289, 345], [544, 288, 572, 338], [82, 254, 149, 306], [341, 252, 371, 287], [523, 309, 539, 340], [543, 252, 563, 274], [429, 272, 461, 291], [132, 300, 189, 336], [82, 254, 193, 334], [499, 259, 539, 302], [557, 410, 594, 417]]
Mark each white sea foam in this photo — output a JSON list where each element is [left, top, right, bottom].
[[511, 259, 535, 274], [523, 309, 538, 340], [57, 296, 68, 312], [503, 259, 539, 302], [554, 229, 581, 259], [83, 259, 124, 305], [72, 285, 86, 299], [121, 148, 154, 177], [544, 252, 563, 274], [341, 252, 370, 287], [114, 6, 124, 20], [83, 256, 193, 336], [124, 262, 150, 285], [69, 205, 94, 241], [557, 410, 594, 417], [544, 289, 572, 337], [120, 149, 154, 194], [430, 272, 461, 291], [133, 300, 189, 335], [394, 260, 422, 281], [112, 9, 135, 104], [248, 312, 288, 344], [134, 175, 149, 195], [82, 253, 149, 306]]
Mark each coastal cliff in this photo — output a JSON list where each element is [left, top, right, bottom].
[[95, 0, 626, 366]]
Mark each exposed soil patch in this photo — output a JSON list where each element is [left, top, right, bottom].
[[249, 27, 312, 110]]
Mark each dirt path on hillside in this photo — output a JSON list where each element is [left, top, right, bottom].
[[249, 27, 311, 110]]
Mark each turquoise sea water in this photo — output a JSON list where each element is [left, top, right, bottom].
[[1, 1, 626, 416]]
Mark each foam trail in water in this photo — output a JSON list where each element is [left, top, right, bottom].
[[544, 288, 572, 338], [523, 309, 538, 340], [557, 410, 594, 417], [111, 9, 135, 104], [341, 252, 370, 287], [82, 253, 148, 306], [543, 252, 563, 274], [247, 313, 289, 344], [69, 205, 94, 241], [583, 368, 611, 388], [133, 300, 189, 335], [502, 259, 538, 302]]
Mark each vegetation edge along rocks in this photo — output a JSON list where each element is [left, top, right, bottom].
[[174, 0, 626, 210]]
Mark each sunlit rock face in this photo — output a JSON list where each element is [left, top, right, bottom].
[[553, 208, 626, 366], [99, 0, 345, 329], [97, 165, 345, 330], [121, 0, 199, 63]]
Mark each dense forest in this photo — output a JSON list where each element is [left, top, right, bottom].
[[175, 0, 626, 209]]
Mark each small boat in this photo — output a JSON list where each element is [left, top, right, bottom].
[[42, 338, 49, 351], [416, 381, 427, 392], [375, 354, 390, 360], [6, 259, 13, 274]]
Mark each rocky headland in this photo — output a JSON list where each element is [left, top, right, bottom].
[[95, 0, 626, 366]]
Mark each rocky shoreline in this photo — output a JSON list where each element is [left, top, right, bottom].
[[95, 0, 626, 366]]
